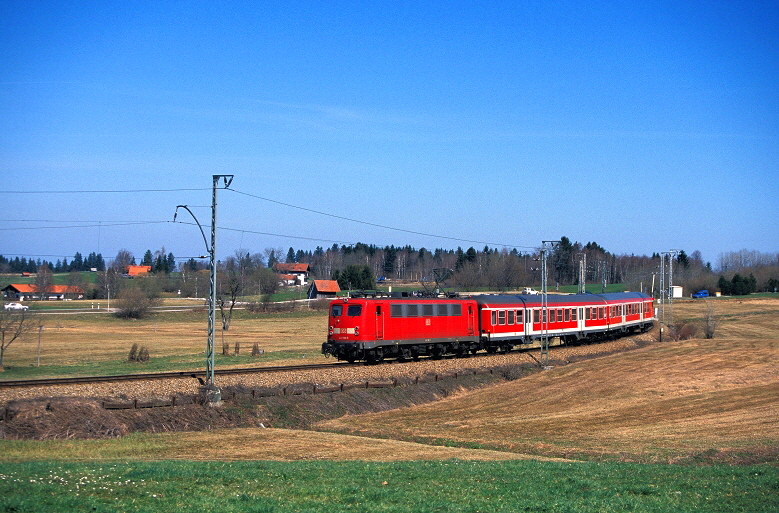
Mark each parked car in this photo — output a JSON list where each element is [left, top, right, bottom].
[[692, 290, 709, 298], [4, 302, 29, 311]]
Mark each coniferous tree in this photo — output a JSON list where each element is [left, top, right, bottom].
[[141, 250, 153, 267]]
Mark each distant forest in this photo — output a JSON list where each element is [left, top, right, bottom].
[[2, 238, 778, 299]]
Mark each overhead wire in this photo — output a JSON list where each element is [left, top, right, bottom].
[[225, 187, 536, 250], [0, 187, 538, 250]]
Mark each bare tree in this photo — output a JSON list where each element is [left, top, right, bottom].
[[35, 264, 53, 301], [216, 256, 244, 331], [0, 308, 37, 370], [112, 249, 135, 272]]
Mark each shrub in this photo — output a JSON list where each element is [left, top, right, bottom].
[[115, 287, 158, 319], [702, 302, 719, 339], [128, 343, 150, 362]]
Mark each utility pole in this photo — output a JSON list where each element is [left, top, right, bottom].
[[174, 174, 234, 405], [540, 240, 560, 368], [668, 249, 680, 327], [577, 253, 586, 294]]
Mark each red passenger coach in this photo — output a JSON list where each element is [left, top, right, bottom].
[[321, 292, 654, 363], [476, 292, 654, 349]]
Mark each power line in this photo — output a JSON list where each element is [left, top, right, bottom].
[[226, 187, 536, 250], [0, 187, 539, 250], [0, 188, 209, 194], [172, 220, 355, 246], [0, 221, 169, 231]]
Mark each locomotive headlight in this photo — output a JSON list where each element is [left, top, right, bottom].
[[329, 326, 334, 335], [354, 326, 359, 336]]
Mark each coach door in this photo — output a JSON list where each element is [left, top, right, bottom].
[[375, 305, 384, 340]]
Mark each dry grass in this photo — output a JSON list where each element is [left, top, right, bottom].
[[6, 304, 328, 370], [317, 298, 779, 462], [0, 427, 569, 462]]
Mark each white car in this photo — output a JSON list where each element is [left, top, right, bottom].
[[4, 302, 28, 311]]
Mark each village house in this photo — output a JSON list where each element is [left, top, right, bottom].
[[2, 284, 85, 301], [307, 279, 341, 299], [272, 263, 310, 286], [126, 265, 152, 277]]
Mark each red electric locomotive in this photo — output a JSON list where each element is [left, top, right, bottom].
[[321, 292, 654, 363]]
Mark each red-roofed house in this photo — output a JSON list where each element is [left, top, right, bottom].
[[307, 280, 341, 299], [2, 284, 85, 301], [272, 263, 310, 286], [127, 265, 152, 277]]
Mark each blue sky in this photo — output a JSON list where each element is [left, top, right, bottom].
[[2, 0, 777, 268]]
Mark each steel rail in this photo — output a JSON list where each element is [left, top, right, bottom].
[[0, 362, 359, 388]]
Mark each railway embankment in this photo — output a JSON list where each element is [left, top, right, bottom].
[[0, 336, 646, 440]]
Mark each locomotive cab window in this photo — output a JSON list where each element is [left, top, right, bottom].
[[347, 305, 362, 317], [331, 305, 343, 317]]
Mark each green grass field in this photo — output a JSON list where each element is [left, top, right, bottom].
[[1, 459, 776, 512]]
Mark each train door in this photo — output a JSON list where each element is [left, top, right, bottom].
[[467, 305, 475, 335], [578, 307, 585, 335], [525, 309, 532, 338], [375, 304, 384, 340]]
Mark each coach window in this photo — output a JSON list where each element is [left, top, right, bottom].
[[517, 310, 523, 323], [331, 305, 343, 317], [534, 309, 540, 323], [347, 305, 362, 317], [572, 308, 577, 321], [585, 308, 591, 320], [564, 309, 570, 322], [557, 309, 563, 322], [498, 310, 506, 325], [508, 310, 515, 325], [491, 310, 497, 325]]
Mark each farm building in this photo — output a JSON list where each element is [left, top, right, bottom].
[[307, 280, 341, 299], [2, 284, 85, 301], [126, 265, 152, 277], [272, 263, 310, 286]]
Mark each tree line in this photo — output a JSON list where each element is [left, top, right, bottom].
[[3, 242, 778, 300], [0, 252, 106, 274]]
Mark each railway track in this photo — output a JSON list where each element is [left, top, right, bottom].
[[0, 362, 359, 388], [0, 341, 594, 390]]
